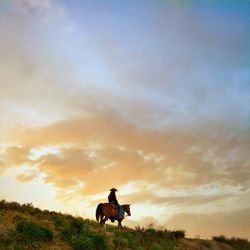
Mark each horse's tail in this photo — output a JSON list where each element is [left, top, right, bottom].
[[96, 203, 103, 222]]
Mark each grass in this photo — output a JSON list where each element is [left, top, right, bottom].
[[0, 199, 250, 250], [14, 220, 53, 248], [212, 235, 250, 250]]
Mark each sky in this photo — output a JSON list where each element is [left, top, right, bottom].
[[0, 0, 250, 239]]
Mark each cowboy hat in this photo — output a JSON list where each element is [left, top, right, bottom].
[[110, 188, 118, 192]]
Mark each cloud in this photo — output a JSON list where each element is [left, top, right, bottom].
[[82, 1, 250, 129], [125, 191, 232, 207], [16, 169, 39, 182], [2, 110, 249, 200], [166, 209, 250, 239], [1, 0, 250, 133], [130, 216, 163, 230], [3, 146, 31, 166], [15, 0, 52, 12], [38, 147, 96, 189], [125, 207, 250, 239], [0, 161, 6, 174]]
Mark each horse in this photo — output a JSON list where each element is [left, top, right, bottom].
[[96, 203, 131, 230]]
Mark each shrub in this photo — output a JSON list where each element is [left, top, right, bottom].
[[0, 200, 22, 211], [70, 231, 109, 250], [9, 201, 19, 210], [71, 233, 109, 250], [61, 218, 109, 250], [61, 218, 90, 242], [113, 237, 128, 249], [113, 231, 142, 249], [135, 225, 145, 232], [124, 232, 139, 248], [0, 200, 7, 209], [89, 233, 109, 250], [145, 228, 158, 235], [201, 240, 211, 248], [213, 235, 250, 250], [149, 242, 163, 250], [12, 243, 23, 250], [212, 235, 227, 242], [14, 220, 53, 246], [165, 240, 175, 250], [53, 216, 66, 229], [170, 230, 185, 239], [71, 235, 94, 250], [70, 218, 86, 234]]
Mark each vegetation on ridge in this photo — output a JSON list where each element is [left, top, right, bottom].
[[0, 199, 249, 250]]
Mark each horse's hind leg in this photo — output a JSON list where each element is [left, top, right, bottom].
[[100, 216, 108, 231], [100, 216, 105, 229], [103, 216, 109, 231]]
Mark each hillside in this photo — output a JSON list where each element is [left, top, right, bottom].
[[0, 200, 249, 250]]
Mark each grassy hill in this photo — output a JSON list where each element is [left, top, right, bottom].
[[0, 200, 249, 250]]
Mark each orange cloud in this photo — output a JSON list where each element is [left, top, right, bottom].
[[2, 111, 249, 200], [3, 146, 31, 165], [16, 169, 39, 182], [166, 209, 250, 239]]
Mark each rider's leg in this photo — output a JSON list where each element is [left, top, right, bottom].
[[118, 205, 124, 219]]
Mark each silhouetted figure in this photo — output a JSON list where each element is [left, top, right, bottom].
[[108, 188, 123, 221]]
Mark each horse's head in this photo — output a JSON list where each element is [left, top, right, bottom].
[[123, 204, 131, 216]]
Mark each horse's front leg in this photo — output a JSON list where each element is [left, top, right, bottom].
[[118, 219, 123, 230]]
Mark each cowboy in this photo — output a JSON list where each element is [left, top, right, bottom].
[[108, 188, 123, 220]]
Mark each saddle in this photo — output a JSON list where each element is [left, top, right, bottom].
[[109, 202, 118, 222], [110, 202, 117, 209]]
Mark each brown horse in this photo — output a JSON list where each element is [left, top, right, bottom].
[[96, 203, 131, 230]]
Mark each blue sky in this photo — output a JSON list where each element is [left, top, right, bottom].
[[58, 0, 250, 128]]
